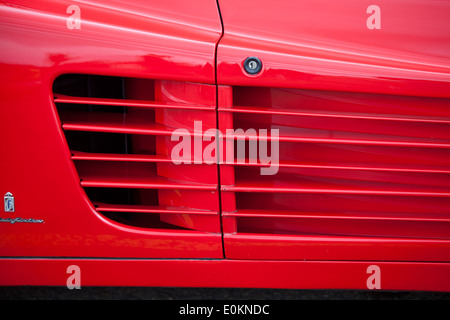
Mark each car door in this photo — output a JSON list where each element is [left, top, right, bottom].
[[0, 0, 224, 259], [215, 0, 450, 261]]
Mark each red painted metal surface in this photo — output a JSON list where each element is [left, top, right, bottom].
[[0, 0, 223, 259], [1, 258, 450, 292], [216, 0, 450, 97], [216, 0, 450, 265], [1, 0, 450, 291]]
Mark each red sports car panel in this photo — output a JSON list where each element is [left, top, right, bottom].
[[0, 0, 450, 291]]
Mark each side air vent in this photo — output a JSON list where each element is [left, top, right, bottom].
[[53, 75, 220, 233], [218, 86, 450, 260]]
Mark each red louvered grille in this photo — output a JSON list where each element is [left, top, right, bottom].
[[219, 85, 450, 260], [53, 75, 221, 233], [53, 75, 450, 261]]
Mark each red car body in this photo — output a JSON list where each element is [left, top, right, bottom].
[[1, 0, 450, 291]]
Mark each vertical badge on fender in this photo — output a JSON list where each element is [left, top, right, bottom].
[[4, 192, 14, 212]]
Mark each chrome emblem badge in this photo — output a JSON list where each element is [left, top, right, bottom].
[[4, 192, 14, 212]]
